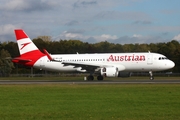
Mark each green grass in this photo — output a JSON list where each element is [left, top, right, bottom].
[[0, 84, 180, 120]]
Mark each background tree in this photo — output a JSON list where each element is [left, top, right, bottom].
[[3, 41, 19, 57], [0, 49, 14, 76], [33, 38, 49, 52]]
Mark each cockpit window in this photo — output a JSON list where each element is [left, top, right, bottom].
[[159, 57, 168, 60]]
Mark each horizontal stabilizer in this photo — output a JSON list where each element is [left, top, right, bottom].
[[12, 57, 32, 62]]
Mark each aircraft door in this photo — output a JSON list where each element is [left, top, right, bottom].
[[147, 54, 153, 65]]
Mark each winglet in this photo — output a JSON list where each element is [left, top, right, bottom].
[[43, 49, 53, 61]]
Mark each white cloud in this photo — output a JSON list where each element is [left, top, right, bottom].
[[94, 34, 118, 42], [0, 0, 179, 44], [0, 24, 19, 35], [57, 31, 84, 40], [53, 30, 172, 44], [1, 0, 27, 11], [55, 31, 118, 42], [132, 34, 142, 38], [173, 34, 180, 41], [101, 34, 118, 39], [0, 0, 55, 12]]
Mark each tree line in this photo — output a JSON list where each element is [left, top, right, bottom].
[[0, 38, 180, 76]]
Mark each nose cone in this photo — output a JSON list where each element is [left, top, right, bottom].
[[168, 60, 175, 69]]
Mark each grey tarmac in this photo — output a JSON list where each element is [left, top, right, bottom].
[[0, 79, 180, 85]]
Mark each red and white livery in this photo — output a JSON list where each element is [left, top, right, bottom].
[[12, 29, 175, 80]]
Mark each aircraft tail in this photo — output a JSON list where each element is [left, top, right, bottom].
[[12, 29, 45, 67]]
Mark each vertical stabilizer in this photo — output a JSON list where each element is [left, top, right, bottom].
[[15, 29, 39, 55], [13, 29, 45, 67]]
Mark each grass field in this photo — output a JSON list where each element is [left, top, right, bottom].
[[0, 84, 180, 120]]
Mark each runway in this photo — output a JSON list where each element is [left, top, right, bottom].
[[0, 79, 180, 85]]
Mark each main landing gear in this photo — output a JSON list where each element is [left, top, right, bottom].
[[149, 71, 154, 80], [87, 75, 104, 81], [87, 75, 94, 80]]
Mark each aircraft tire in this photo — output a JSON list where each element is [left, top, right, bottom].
[[87, 75, 94, 81], [150, 76, 154, 80], [97, 75, 103, 80]]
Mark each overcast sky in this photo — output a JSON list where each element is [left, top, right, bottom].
[[0, 0, 180, 44]]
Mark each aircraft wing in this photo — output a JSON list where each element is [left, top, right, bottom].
[[62, 61, 123, 72], [62, 62, 101, 72]]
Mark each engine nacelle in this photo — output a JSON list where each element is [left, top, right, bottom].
[[100, 67, 118, 77], [76, 67, 87, 72]]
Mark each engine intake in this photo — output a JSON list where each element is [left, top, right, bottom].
[[101, 67, 118, 77]]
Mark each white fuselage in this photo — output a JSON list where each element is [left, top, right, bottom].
[[13, 29, 175, 80], [33, 52, 175, 72]]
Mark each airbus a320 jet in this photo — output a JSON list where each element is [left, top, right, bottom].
[[12, 29, 175, 80]]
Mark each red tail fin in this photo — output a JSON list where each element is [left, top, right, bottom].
[[12, 29, 45, 67], [15, 29, 28, 40]]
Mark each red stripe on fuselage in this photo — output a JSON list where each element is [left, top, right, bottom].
[[14, 29, 28, 40], [12, 50, 45, 67]]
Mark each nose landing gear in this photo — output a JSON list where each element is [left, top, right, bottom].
[[149, 71, 154, 80]]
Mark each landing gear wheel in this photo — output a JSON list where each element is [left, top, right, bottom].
[[97, 75, 103, 81], [149, 71, 154, 80], [150, 76, 154, 80], [87, 75, 94, 81]]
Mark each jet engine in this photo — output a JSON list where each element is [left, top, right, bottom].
[[76, 67, 86, 72], [100, 67, 118, 77]]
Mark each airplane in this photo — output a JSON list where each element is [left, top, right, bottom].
[[12, 29, 175, 80]]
